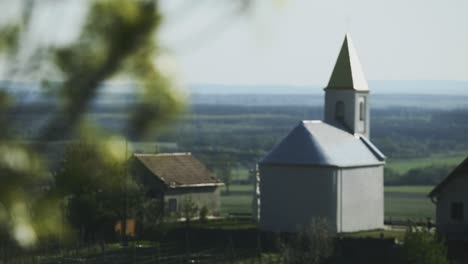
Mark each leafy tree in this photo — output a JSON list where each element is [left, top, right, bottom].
[[53, 142, 143, 241], [136, 198, 164, 239], [0, 0, 183, 247], [0, 0, 253, 247], [281, 218, 334, 264], [199, 206, 209, 223], [213, 156, 233, 194], [401, 227, 451, 264], [179, 196, 199, 225], [385, 165, 454, 186]]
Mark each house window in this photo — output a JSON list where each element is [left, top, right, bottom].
[[359, 102, 365, 121], [335, 101, 344, 120], [451, 202, 464, 221], [168, 198, 177, 213]]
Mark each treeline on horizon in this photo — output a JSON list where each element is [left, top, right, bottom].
[[3, 103, 468, 186]]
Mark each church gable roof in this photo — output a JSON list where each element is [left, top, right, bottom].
[[429, 156, 468, 198], [326, 34, 369, 91], [133, 153, 223, 188], [260, 121, 385, 167]]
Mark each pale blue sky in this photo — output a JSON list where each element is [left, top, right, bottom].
[[160, 0, 468, 86], [1, 0, 467, 87]]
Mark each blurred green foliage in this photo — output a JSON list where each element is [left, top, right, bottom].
[[401, 227, 451, 264], [52, 142, 143, 241], [0, 0, 184, 248]]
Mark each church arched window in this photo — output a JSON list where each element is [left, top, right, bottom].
[[359, 102, 365, 121], [335, 101, 344, 120]]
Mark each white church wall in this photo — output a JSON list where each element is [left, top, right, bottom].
[[259, 164, 337, 232], [338, 165, 384, 232], [436, 173, 468, 236], [353, 92, 370, 138], [324, 90, 356, 132]]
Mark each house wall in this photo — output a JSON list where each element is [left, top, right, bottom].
[[259, 164, 337, 232], [325, 90, 355, 132], [129, 157, 221, 218], [338, 165, 384, 232], [164, 186, 221, 218], [436, 173, 468, 237]]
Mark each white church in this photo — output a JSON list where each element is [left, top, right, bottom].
[[258, 34, 386, 233]]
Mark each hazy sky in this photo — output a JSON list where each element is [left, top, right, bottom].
[[1, 0, 467, 87], [160, 0, 468, 86]]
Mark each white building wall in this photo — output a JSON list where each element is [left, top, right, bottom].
[[324, 90, 356, 132], [354, 92, 370, 138], [436, 173, 468, 236], [259, 164, 337, 232], [324, 90, 370, 138], [164, 187, 221, 217], [338, 165, 384, 232]]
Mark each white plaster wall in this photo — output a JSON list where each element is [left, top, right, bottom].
[[324, 90, 371, 138], [354, 92, 370, 138], [436, 173, 468, 235], [259, 164, 337, 232], [338, 165, 384, 232], [164, 187, 221, 217], [324, 90, 357, 132]]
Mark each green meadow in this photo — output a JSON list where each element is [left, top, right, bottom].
[[221, 184, 435, 221]]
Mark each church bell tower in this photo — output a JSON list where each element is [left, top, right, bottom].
[[324, 34, 370, 138]]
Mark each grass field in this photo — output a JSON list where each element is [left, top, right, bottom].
[[218, 152, 463, 220], [221, 185, 435, 221], [384, 185, 434, 220], [342, 229, 406, 241]]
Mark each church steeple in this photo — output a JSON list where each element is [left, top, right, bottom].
[[324, 34, 370, 138], [326, 33, 369, 91]]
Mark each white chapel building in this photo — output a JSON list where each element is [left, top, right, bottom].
[[258, 34, 385, 233]]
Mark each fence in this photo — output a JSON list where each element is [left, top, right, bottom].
[[27, 241, 281, 264]]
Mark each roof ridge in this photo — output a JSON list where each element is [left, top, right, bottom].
[[359, 135, 386, 161], [429, 156, 468, 197], [302, 120, 322, 124], [301, 122, 334, 164]]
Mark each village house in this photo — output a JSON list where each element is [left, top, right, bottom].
[[258, 34, 385, 233], [429, 156, 468, 240], [130, 153, 223, 218]]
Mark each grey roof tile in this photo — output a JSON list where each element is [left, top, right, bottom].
[[133, 153, 223, 187]]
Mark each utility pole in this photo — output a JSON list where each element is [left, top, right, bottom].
[[121, 139, 129, 246]]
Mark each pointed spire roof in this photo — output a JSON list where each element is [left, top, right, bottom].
[[326, 34, 369, 91]]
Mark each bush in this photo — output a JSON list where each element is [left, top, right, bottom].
[[199, 206, 208, 223], [281, 218, 334, 264], [401, 227, 450, 264]]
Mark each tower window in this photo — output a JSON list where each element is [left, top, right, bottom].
[[168, 198, 177, 213], [335, 101, 344, 120], [359, 102, 365, 121], [451, 202, 464, 221]]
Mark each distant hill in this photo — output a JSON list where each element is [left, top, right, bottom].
[[1, 80, 468, 109], [188, 80, 468, 108], [190, 93, 468, 109], [189, 80, 468, 95]]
